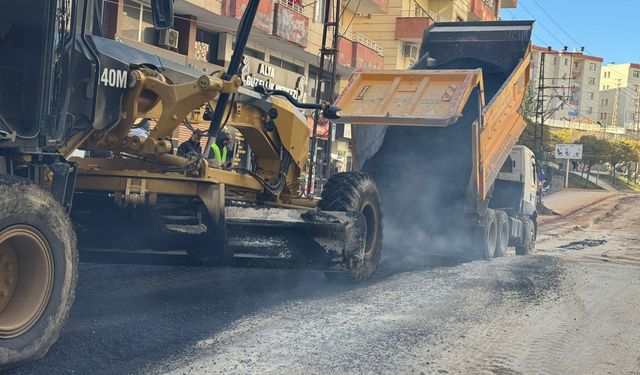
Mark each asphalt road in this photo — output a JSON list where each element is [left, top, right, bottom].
[[7, 193, 640, 375]]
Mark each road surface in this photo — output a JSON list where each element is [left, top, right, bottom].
[[7, 193, 640, 375]]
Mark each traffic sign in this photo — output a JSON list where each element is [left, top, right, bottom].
[[555, 144, 583, 159]]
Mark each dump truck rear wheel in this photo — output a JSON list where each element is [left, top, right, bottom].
[[319, 172, 383, 282], [474, 209, 497, 259], [515, 218, 536, 256], [494, 210, 509, 257], [0, 175, 77, 369]]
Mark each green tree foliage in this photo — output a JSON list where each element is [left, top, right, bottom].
[[605, 139, 639, 183], [518, 120, 577, 159], [579, 135, 611, 167], [578, 135, 612, 186]]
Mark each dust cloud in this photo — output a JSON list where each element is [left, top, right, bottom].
[[354, 95, 482, 273]]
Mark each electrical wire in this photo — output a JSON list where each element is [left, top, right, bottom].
[[518, 1, 565, 47], [339, 0, 362, 39], [519, 0, 636, 96], [514, 0, 639, 127]]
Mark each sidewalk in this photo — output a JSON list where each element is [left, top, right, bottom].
[[569, 171, 618, 191], [539, 189, 617, 223]]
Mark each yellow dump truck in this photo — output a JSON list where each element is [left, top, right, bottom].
[[336, 21, 537, 258]]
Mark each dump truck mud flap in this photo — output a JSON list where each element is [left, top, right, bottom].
[[225, 206, 367, 271]]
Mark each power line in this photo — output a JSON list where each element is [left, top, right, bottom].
[[519, 0, 639, 124], [529, 0, 583, 47], [521, 0, 636, 88], [518, 0, 565, 47]]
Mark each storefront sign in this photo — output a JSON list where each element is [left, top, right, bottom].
[[240, 55, 306, 100]]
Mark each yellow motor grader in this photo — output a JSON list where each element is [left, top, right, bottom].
[[0, 0, 381, 368]]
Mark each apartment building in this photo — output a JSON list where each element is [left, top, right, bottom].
[[599, 63, 640, 129], [529, 46, 603, 123], [347, 0, 518, 70], [105, 0, 388, 101]]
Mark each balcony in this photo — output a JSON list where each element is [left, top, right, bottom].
[[501, 0, 518, 8], [343, 0, 388, 15], [338, 28, 384, 70], [395, 5, 444, 42], [273, 0, 309, 47], [469, 0, 497, 21], [222, 0, 273, 33], [337, 37, 354, 67]]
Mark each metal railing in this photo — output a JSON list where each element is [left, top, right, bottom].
[[399, 2, 448, 22], [482, 0, 496, 12], [277, 0, 307, 16], [339, 27, 384, 56]]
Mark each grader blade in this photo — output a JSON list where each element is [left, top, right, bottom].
[[225, 206, 366, 271]]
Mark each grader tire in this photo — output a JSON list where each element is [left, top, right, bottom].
[[319, 172, 383, 282], [0, 175, 78, 369], [494, 210, 509, 257]]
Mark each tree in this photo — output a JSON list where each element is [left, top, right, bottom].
[[577, 135, 611, 187], [517, 120, 577, 160], [621, 139, 640, 183], [521, 81, 537, 119], [606, 139, 636, 185], [549, 129, 574, 145]]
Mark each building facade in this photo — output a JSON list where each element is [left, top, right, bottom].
[[599, 63, 640, 129], [529, 46, 603, 123], [98, 0, 521, 178], [346, 0, 518, 70]]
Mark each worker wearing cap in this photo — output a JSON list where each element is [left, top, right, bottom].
[[210, 132, 231, 168], [177, 130, 203, 157]]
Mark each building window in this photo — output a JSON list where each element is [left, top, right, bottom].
[[600, 113, 608, 120], [244, 47, 265, 61], [588, 92, 594, 99], [553, 56, 559, 65], [121, 0, 155, 44], [195, 28, 219, 63], [633, 70, 640, 78], [587, 106, 593, 114], [603, 71, 611, 78], [601, 98, 609, 106], [588, 77, 596, 85], [564, 58, 569, 66], [589, 62, 596, 71], [269, 56, 305, 75]]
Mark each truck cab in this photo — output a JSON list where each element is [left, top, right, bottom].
[[495, 145, 538, 218]]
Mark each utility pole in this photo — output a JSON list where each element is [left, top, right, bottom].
[[612, 78, 622, 129], [533, 47, 549, 159], [307, 0, 341, 196], [533, 46, 584, 160], [634, 84, 640, 137]]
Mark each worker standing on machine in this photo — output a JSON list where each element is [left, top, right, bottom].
[[177, 129, 203, 157], [210, 132, 232, 168]]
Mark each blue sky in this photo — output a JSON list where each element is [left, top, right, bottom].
[[500, 0, 639, 64]]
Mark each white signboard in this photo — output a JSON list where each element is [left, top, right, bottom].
[[555, 144, 583, 159]]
